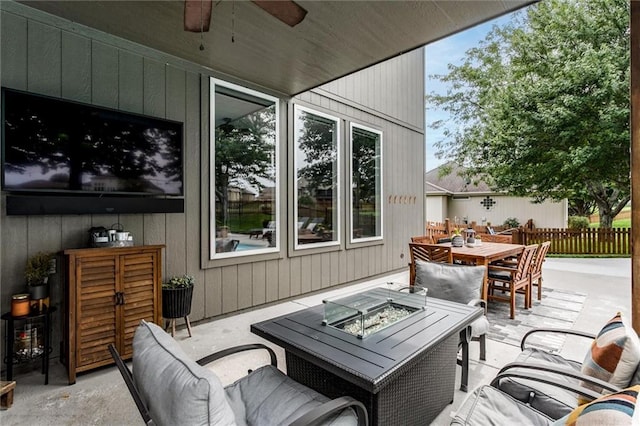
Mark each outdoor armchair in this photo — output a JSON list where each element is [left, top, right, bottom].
[[451, 366, 615, 425], [109, 320, 368, 426], [411, 258, 487, 391], [493, 313, 640, 420]]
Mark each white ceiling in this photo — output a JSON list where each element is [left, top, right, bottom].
[[19, 1, 534, 96]]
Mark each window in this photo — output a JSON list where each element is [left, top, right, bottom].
[[210, 79, 279, 258], [350, 123, 382, 242], [293, 105, 340, 249]]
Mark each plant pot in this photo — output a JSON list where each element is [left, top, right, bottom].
[[162, 286, 194, 318], [451, 235, 464, 247], [29, 284, 49, 300]]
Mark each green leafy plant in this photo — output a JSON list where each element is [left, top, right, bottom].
[[163, 274, 195, 289], [503, 217, 520, 229], [568, 216, 590, 229], [25, 252, 54, 286]]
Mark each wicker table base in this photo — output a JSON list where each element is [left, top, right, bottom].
[[286, 335, 458, 426]]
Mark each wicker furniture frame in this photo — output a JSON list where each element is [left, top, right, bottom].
[[251, 288, 482, 426]]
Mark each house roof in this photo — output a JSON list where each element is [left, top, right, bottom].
[[20, 1, 534, 97], [425, 162, 494, 195]]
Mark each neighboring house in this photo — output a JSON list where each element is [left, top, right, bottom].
[[425, 163, 568, 228]]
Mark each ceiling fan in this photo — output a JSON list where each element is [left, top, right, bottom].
[[184, 0, 307, 32]]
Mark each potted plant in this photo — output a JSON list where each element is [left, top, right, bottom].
[[451, 228, 464, 247], [25, 251, 54, 301], [162, 274, 195, 319]]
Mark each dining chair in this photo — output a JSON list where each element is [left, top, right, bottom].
[[408, 242, 453, 285], [529, 241, 551, 305], [487, 244, 538, 319], [410, 235, 434, 244]]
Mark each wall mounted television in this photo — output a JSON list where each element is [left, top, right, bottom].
[[1, 88, 185, 215]]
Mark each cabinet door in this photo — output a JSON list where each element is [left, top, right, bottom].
[[119, 250, 160, 358], [76, 255, 118, 370]]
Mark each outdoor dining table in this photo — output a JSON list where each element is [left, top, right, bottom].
[[436, 241, 525, 301]]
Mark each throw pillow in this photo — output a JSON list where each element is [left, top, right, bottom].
[[414, 259, 486, 304], [580, 313, 640, 403], [553, 385, 640, 426], [132, 320, 236, 426]]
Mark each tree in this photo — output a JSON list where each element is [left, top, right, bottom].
[[214, 109, 275, 228], [428, 0, 629, 228], [297, 113, 337, 197]]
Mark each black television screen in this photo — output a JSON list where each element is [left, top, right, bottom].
[[1, 88, 184, 196]]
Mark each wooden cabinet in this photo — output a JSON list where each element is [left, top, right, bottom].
[[64, 245, 163, 384]]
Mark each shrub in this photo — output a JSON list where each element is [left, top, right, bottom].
[[568, 216, 590, 229], [503, 217, 520, 228], [163, 274, 195, 289]]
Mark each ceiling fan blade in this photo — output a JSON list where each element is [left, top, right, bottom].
[[251, 0, 307, 27], [184, 0, 213, 32]]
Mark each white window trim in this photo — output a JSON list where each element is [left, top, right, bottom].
[[349, 122, 383, 244], [209, 78, 280, 259], [293, 104, 341, 251]]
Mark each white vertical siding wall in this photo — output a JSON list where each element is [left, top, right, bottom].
[[448, 196, 567, 228]]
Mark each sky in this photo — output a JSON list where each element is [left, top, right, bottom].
[[425, 11, 520, 172]]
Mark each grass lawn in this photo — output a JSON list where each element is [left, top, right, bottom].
[[589, 217, 630, 228]]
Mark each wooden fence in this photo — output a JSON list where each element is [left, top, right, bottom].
[[515, 228, 631, 256], [425, 220, 630, 256]]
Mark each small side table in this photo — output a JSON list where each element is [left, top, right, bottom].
[[1, 307, 56, 385]]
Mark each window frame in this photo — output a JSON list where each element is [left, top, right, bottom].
[[209, 78, 281, 260], [348, 122, 384, 245], [292, 104, 342, 251]]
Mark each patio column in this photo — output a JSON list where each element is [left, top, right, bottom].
[[631, 0, 640, 333]]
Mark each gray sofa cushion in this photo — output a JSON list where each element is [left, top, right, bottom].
[[132, 320, 236, 426], [451, 385, 553, 425], [495, 347, 583, 420], [225, 364, 357, 426], [414, 260, 486, 304]]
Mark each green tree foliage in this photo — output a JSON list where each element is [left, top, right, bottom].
[[428, 0, 629, 228], [215, 109, 275, 227], [297, 113, 338, 198]]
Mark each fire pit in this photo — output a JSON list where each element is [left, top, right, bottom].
[[322, 285, 427, 338]]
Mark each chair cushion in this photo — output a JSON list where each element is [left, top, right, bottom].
[[552, 385, 640, 426], [488, 270, 512, 281], [132, 320, 236, 426], [470, 316, 490, 338], [414, 260, 486, 304], [495, 347, 583, 420], [580, 312, 640, 401], [451, 385, 553, 425], [224, 364, 357, 426]]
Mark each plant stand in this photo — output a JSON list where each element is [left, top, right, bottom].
[[162, 286, 194, 338]]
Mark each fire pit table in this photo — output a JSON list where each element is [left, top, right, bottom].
[[251, 286, 482, 425]]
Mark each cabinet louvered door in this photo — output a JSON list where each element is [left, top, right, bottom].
[[119, 251, 160, 358], [65, 245, 163, 384], [76, 255, 118, 372]]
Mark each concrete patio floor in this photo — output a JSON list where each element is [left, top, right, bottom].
[[0, 257, 631, 425]]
